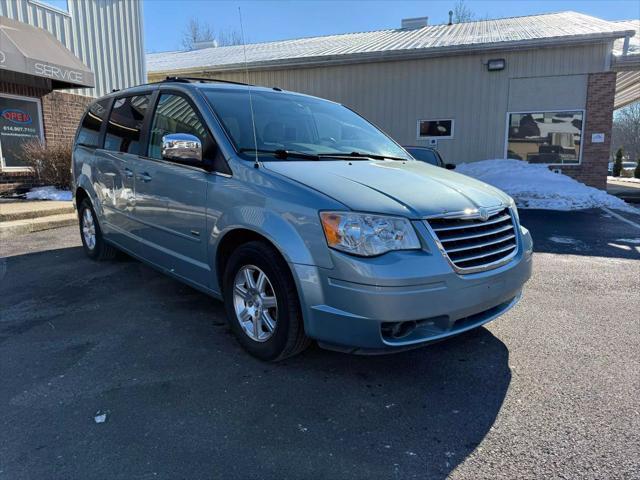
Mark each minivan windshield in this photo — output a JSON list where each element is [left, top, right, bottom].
[[203, 88, 410, 161]]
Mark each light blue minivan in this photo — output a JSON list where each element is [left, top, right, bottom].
[[72, 78, 532, 360]]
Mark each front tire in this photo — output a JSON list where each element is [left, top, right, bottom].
[[78, 198, 117, 261], [223, 241, 310, 361]]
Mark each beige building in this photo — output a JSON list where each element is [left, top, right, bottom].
[[147, 11, 640, 189]]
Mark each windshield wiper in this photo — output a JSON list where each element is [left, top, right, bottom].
[[238, 148, 407, 162], [318, 151, 407, 161], [238, 148, 319, 160]]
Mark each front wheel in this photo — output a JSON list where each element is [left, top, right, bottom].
[[78, 198, 117, 261], [223, 241, 310, 361]]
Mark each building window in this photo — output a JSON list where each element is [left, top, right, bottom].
[[506, 111, 583, 165], [417, 119, 454, 139], [0, 94, 44, 170]]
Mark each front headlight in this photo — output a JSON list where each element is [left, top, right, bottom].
[[320, 211, 420, 256]]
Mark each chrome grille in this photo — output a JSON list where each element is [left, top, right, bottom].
[[426, 207, 518, 273]]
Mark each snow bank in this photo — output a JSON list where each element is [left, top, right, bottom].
[[608, 176, 640, 184], [26, 186, 72, 201], [456, 159, 637, 212]]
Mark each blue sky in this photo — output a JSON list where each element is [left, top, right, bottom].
[[143, 0, 639, 53]]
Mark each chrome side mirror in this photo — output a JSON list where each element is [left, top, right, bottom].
[[161, 133, 202, 163]]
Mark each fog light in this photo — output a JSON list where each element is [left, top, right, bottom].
[[381, 321, 417, 339]]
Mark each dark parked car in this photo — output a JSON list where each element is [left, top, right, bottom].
[[404, 146, 456, 169]]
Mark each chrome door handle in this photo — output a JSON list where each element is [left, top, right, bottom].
[[137, 172, 152, 182], [124, 168, 134, 178]]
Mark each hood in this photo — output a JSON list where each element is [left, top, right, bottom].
[[263, 160, 511, 218]]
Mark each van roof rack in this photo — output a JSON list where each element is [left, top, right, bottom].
[[162, 76, 251, 86]]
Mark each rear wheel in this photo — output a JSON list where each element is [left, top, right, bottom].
[[78, 198, 117, 261], [223, 241, 310, 361]]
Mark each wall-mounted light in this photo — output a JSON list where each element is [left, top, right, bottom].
[[487, 58, 506, 71]]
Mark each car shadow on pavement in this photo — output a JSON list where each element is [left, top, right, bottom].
[[1, 247, 511, 480], [519, 209, 640, 260]]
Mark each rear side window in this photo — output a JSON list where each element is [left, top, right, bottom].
[[76, 99, 109, 148], [104, 94, 151, 154], [148, 94, 209, 160]]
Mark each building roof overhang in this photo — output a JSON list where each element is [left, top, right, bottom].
[[0, 15, 94, 89], [147, 11, 637, 78]]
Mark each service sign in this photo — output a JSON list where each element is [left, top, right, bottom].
[[0, 97, 42, 168]]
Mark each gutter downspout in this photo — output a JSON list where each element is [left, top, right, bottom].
[[622, 35, 630, 56]]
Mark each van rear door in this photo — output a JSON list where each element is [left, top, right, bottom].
[[95, 93, 153, 250]]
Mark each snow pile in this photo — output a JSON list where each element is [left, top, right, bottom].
[[26, 186, 72, 201], [608, 176, 640, 184], [457, 159, 637, 212]]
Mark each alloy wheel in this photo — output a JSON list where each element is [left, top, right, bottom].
[[232, 265, 278, 342], [82, 208, 96, 250]]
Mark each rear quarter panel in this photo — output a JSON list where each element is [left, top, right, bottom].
[[73, 145, 102, 215]]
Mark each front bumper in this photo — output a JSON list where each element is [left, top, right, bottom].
[[291, 224, 533, 353]]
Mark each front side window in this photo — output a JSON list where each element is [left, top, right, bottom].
[[417, 119, 453, 139], [148, 94, 209, 160], [77, 99, 109, 148], [507, 111, 583, 164], [105, 94, 151, 155], [204, 89, 409, 160]]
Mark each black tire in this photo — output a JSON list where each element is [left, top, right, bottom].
[[78, 198, 117, 261], [223, 241, 310, 361]]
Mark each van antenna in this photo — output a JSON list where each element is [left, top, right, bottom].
[[238, 7, 260, 169]]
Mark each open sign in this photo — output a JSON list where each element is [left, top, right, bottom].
[[1, 109, 32, 125]]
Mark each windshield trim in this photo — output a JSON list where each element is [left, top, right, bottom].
[[197, 87, 243, 157]]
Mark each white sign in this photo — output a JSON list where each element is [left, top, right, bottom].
[[34, 62, 83, 83], [428, 138, 438, 147], [591, 133, 605, 143]]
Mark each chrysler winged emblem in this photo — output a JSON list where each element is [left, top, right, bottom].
[[478, 207, 490, 221]]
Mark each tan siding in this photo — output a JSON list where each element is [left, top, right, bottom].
[[158, 43, 610, 163], [508, 75, 587, 112]]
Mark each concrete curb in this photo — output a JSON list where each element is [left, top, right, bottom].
[[0, 201, 75, 222], [0, 205, 75, 222], [0, 213, 77, 237]]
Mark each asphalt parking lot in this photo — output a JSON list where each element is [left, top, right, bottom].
[[1, 209, 639, 479]]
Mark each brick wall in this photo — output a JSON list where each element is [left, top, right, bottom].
[[41, 91, 93, 149], [559, 72, 617, 190], [0, 171, 40, 194], [0, 80, 50, 99], [0, 80, 92, 195]]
